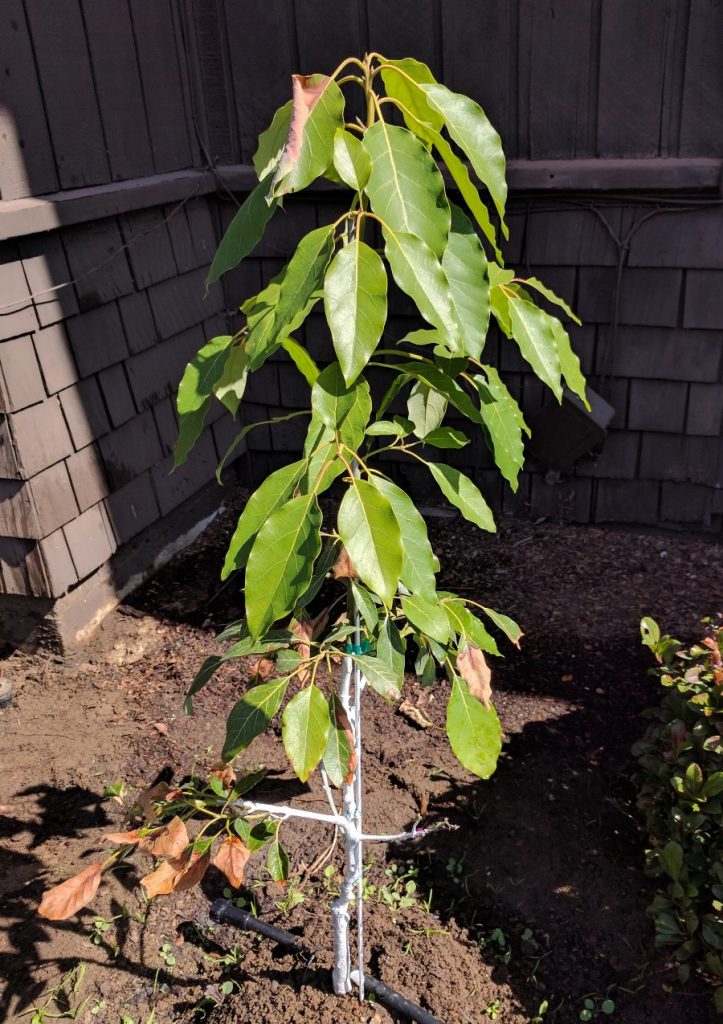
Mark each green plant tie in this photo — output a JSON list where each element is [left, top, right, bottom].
[[345, 640, 371, 655]]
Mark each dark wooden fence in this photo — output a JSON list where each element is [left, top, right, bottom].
[[0, 0, 720, 644]]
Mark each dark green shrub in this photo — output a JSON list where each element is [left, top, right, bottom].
[[634, 616, 723, 1008]]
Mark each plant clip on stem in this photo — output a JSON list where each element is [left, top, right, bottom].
[[38, 50, 587, 1021]]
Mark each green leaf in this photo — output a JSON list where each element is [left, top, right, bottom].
[[364, 121, 450, 258], [508, 296, 563, 401], [245, 494, 322, 637], [281, 337, 319, 386], [427, 463, 496, 532], [270, 75, 345, 198], [297, 542, 340, 610], [222, 678, 289, 761], [446, 676, 502, 779], [658, 841, 684, 882], [480, 605, 523, 646], [443, 600, 501, 656], [442, 207, 490, 360], [206, 183, 277, 287], [323, 694, 355, 787], [221, 459, 306, 579], [551, 318, 588, 405], [376, 615, 406, 690], [366, 419, 406, 437], [372, 476, 438, 600], [521, 277, 581, 325], [338, 480, 402, 606], [351, 580, 380, 633], [311, 363, 372, 449], [407, 382, 448, 438], [379, 58, 443, 146], [324, 239, 387, 385], [474, 366, 528, 490], [253, 101, 292, 180], [282, 683, 330, 782], [432, 132, 502, 261], [213, 342, 249, 416], [184, 655, 223, 714], [355, 654, 402, 701], [174, 335, 233, 466], [393, 361, 481, 424], [422, 426, 469, 449], [401, 594, 449, 645], [333, 128, 371, 190], [421, 82, 508, 230], [267, 838, 290, 882], [384, 231, 462, 351]]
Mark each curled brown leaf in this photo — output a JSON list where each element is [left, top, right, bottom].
[[251, 657, 275, 680], [38, 862, 102, 920], [213, 836, 251, 888], [150, 816, 189, 858], [333, 548, 357, 580], [457, 644, 493, 708], [274, 75, 330, 190], [103, 828, 142, 845], [333, 699, 358, 784]]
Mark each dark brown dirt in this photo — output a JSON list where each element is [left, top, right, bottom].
[[1, 487, 721, 1024]]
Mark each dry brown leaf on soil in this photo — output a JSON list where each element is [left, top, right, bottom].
[[151, 722, 169, 735], [398, 699, 434, 730], [171, 849, 211, 892], [456, 644, 493, 708], [213, 836, 251, 888], [333, 547, 357, 580], [150, 815, 189, 858], [136, 780, 171, 820], [140, 858, 181, 898], [37, 862, 102, 920], [103, 828, 142, 845]]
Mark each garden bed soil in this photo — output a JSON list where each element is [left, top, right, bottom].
[[1, 487, 721, 1024]]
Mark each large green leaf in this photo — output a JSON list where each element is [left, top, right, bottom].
[[432, 132, 501, 260], [407, 381, 448, 438], [481, 605, 523, 647], [474, 366, 528, 490], [221, 459, 306, 580], [379, 58, 442, 145], [206, 183, 277, 287], [323, 694, 355, 788], [174, 335, 233, 466], [223, 678, 289, 761], [324, 240, 387, 385], [270, 75, 345, 198], [282, 683, 330, 782], [245, 494, 322, 637], [401, 594, 449, 645], [338, 479, 402, 605], [363, 121, 450, 257], [421, 83, 508, 230], [333, 128, 371, 190], [508, 296, 563, 400], [442, 209, 490, 360], [423, 426, 469, 449], [384, 231, 462, 350], [355, 654, 402, 700], [281, 337, 319, 386], [311, 363, 372, 449], [253, 101, 292, 180], [427, 463, 496, 532], [446, 676, 501, 778], [442, 599, 501, 657], [373, 476, 437, 599]]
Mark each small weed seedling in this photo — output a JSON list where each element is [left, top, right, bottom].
[[579, 995, 616, 1021], [274, 875, 307, 915], [19, 963, 88, 1023], [485, 998, 501, 1019], [158, 943, 176, 970], [205, 945, 244, 969], [531, 999, 550, 1023]]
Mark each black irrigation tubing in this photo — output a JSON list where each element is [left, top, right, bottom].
[[209, 899, 445, 1024]]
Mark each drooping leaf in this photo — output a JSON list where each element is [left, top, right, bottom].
[[442, 207, 490, 360], [401, 594, 450, 644], [324, 239, 387, 385], [223, 678, 290, 762], [508, 296, 563, 400], [427, 462, 496, 532], [103, 828, 142, 845], [245, 494, 322, 638], [221, 459, 306, 580], [270, 75, 345, 198], [393, 361, 481, 425], [216, 411, 311, 484], [376, 615, 406, 690], [364, 121, 450, 257], [480, 605, 523, 647], [442, 599, 501, 656], [281, 337, 319, 385], [432, 131, 501, 260], [379, 57, 443, 146], [213, 836, 251, 889], [333, 127, 371, 190], [422, 426, 469, 449], [456, 644, 493, 708], [446, 676, 501, 779], [139, 859, 180, 899], [253, 100, 292, 180], [168, 849, 211, 894], [474, 366, 528, 490], [184, 654, 223, 714], [407, 381, 448, 438], [337, 480, 402, 606], [38, 863, 102, 920], [355, 654, 402, 701], [521, 277, 581, 325], [174, 335, 233, 467], [311, 363, 372, 449], [421, 82, 508, 230], [384, 231, 462, 350], [323, 694, 356, 787], [372, 476, 437, 599], [206, 184, 277, 287], [267, 838, 290, 882], [550, 318, 588, 405], [282, 684, 331, 782], [150, 816, 189, 859]]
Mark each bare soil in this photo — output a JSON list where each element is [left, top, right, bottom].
[[1, 488, 721, 1024]]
